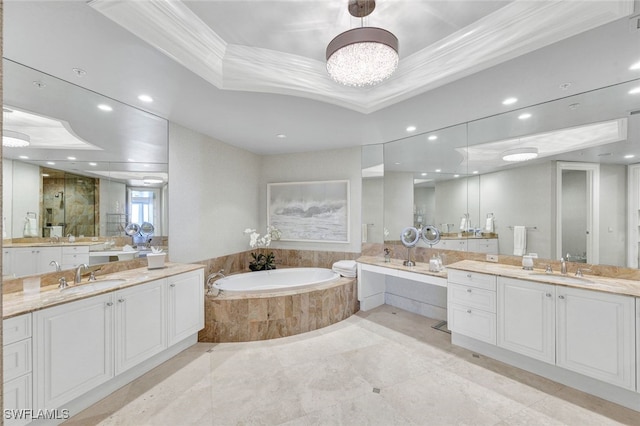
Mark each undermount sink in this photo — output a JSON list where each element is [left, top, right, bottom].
[[528, 272, 592, 284], [60, 279, 126, 294]]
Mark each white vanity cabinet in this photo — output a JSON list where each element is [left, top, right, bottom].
[[3, 314, 33, 426], [33, 293, 114, 411], [3, 248, 13, 276], [11, 246, 62, 277], [167, 269, 204, 345], [61, 245, 90, 270], [556, 286, 636, 390], [114, 279, 167, 375], [497, 277, 556, 364], [467, 238, 499, 254], [447, 269, 497, 344]]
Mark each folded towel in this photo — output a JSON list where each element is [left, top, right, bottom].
[[50, 226, 63, 238], [485, 217, 494, 233], [332, 260, 357, 277], [513, 226, 527, 256], [24, 217, 38, 237]]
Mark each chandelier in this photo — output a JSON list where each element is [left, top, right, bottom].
[[326, 0, 399, 87], [3, 130, 30, 148]]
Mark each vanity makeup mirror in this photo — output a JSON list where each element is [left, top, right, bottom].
[[2, 59, 169, 276], [365, 77, 640, 268]]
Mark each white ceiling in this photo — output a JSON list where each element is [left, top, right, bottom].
[[3, 0, 640, 158]]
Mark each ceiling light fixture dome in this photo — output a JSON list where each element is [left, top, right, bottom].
[[3, 130, 31, 148], [326, 0, 398, 87], [502, 147, 538, 162]]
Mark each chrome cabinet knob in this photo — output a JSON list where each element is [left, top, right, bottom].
[[466, 288, 472, 293], [545, 293, 552, 297], [170, 283, 176, 287], [558, 295, 565, 299], [118, 298, 125, 303], [466, 309, 472, 314], [106, 302, 113, 307]]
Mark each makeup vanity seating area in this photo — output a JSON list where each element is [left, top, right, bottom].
[[357, 257, 640, 412], [2, 263, 204, 425]]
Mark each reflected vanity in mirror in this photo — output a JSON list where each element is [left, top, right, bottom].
[[2, 59, 169, 278], [363, 76, 640, 270]]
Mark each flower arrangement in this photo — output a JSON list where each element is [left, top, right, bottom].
[[244, 225, 281, 271]]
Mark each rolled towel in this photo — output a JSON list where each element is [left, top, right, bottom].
[[332, 260, 357, 277]]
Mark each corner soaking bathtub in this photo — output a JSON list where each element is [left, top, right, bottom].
[[213, 267, 340, 293]]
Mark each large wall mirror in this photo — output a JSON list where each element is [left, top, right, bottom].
[[363, 77, 640, 269], [2, 59, 169, 276]]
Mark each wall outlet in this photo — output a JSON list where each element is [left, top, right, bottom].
[[486, 254, 499, 262]]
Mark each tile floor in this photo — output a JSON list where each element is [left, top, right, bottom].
[[66, 305, 639, 425]]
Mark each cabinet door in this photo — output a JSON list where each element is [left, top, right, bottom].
[[557, 287, 636, 390], [3, 248, 13, 277], [114, 279, 167, 375], [33, 293, 114, 409], [37, 247, 62, 273], [497, 277, 555, 364], [448, 303, 496, 344], [168, 269, 204, 346], [11, 249, 37, 277]]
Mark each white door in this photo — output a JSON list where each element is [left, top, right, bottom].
[[556, 286, 635, 390], [114, 279, 167, 374], [168, 270, 204, 346], [497, 277, 556, 364], [33, 293, 114, 410]]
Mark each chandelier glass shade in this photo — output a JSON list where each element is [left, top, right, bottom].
[[502, 147, 539, 162], [3, 130, 30, 148], [326, 27, 399, 87]]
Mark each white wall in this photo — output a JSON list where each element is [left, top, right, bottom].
[[11, 160, 41, 238], [599, 164, 626, 266], [260, 147, 362, 253], [383, 171, 414, 241], [3, 159, 14, 239], [362, 177, 384, 243], [168, 123, 261, 262], [414, 186, 435, 226], [98, 178, 126, 237]]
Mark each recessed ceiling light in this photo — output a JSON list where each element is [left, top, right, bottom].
[[624, 154, 635, 159], [472, 170, 479, 174], [502, 147, 538, 162], [629, 87, 640, 95], [518, 113, 532, 120], [89, 162, 97, 166], [394, 162, 401, 165], [19, 155, 29, 159], [67, 156, 76, 160], [47, 161, 55, 165], [428, 135, 438, 141], [97, 104, 113, 112], [630, 61, 640, 71], [128, 158, 135, 162], [406, 126, 416, 132], [454, 174, 460, 178], [502, 97, 518, 105], [138, 94, 153, 103], [276, 134, 287, 139], [421, 172, 427, 176], [72, 68, 86, 77], [42, 173, 50, 177], [435, 169, 441, 173]]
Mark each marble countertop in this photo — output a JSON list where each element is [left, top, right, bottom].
[[357, 256, 447, 278], [3, 262, 204, 319], [447, 260, 640, 298]]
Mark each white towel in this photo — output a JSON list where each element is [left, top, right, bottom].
[[513, 226, 527, 256], [332, 260, 357, 278], [361, 224, 368, 243], [459, 217, 467, 231], [24, 217, 38, 237], [485, 217, 494, 233], [50, 226, 63, 238]]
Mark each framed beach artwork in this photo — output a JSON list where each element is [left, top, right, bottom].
[[267, 180, 350, 243]]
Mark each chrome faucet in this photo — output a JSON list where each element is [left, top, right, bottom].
[[560, 257, 567, 275], [49, 260, 61, 272], [75, 263, 89, 284], [206, 269, 225, 295], [58, 276, 68, 289], [575, 267, 592, 277]]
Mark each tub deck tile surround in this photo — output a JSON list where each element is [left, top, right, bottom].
[[201, 277, 358, 343]]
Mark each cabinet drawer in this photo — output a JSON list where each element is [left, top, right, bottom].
[[62, 253, 90, 263], [62, 246, 89, 255], [448, 283, 496, 312], [3, 314, 32, 345], [448, 303, 496, 344], [447, 269, 496, 291], [4, 373, 32, 426], [3, 339, 32, 382]]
